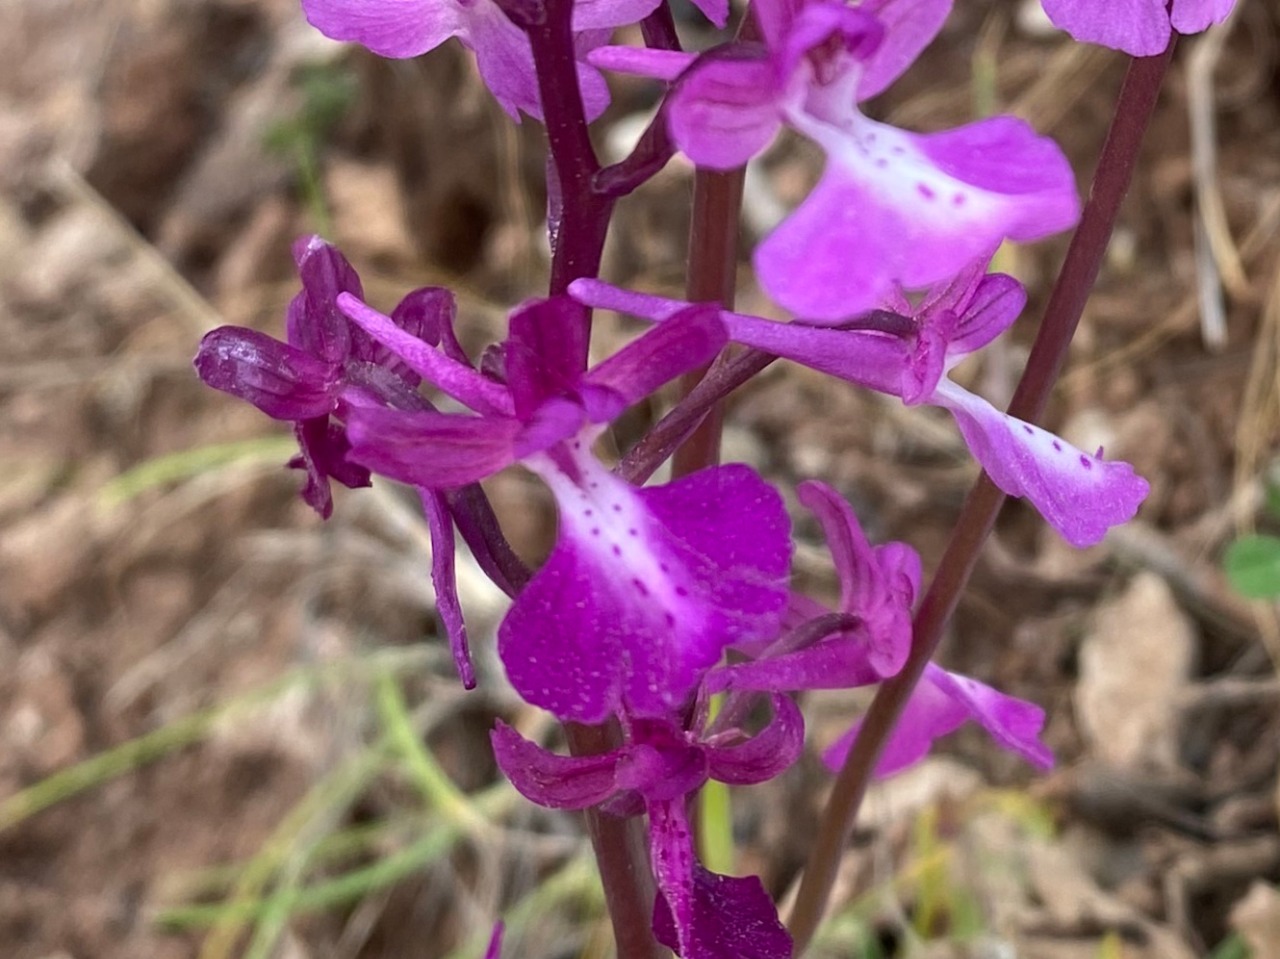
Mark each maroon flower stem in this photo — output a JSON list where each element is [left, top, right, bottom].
[[525, 0, 613, 294], [786, 41, 1177, 955], [564, 722, 663, 959], [524, 4, 660, 955]]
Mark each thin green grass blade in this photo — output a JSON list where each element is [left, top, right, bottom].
[[100, 436, 297, 506]]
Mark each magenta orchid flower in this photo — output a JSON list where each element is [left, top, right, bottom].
[[570, 261, 1149, 549], [708, 480, 1051, 776], [1042, 0, 1235, 57], [194, 236, 462, 519], [337, 293, 792, 723], [195, 236, 488, 686], [492, 696, 801, 958], [302, 0, 703, 122], [710, 480, 919, 691], [590, 0, 1079, 319]]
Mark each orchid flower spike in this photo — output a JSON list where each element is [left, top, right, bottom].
[[1042, 0, 1235, 56], [590, 0, 1079, 318], [570, 263, 1150, 549]]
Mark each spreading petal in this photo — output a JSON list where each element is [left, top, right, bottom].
[[714, 632, 882, 694], [195, 327, 339, 421], [1170, 0, 1236, 34], [569, 278, 945, 400], [652, 855, 793, 959], [346, 408, 521, 488], [573, 0, 664, 31], [288, 235, 363, 363], [382, 286, 469, 380], [587, 45, 697, 82], [705, 694, 805, 785], [798, 480, 916, 675], [857, 0, 953, 100], [1041, 0, 1171, 56], [491, 720, 624, 808], [823, 663, 1052, 776], [339, 293, 514, 417], [667, 50, 784, 169], [302, 0, 463, 58], [504, 297, 591, 420], [941, 272, 1026, 361], [757, 115, 1079, 320], [929, 380, 1149, 547], [584, 305, 727, 413]]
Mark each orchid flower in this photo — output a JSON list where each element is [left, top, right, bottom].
[[589, 0, 1079, 318], [301, 0, 706, 122], [711, 480, 1052, 776], [194, 236, 462, 519], [710, 479, 919, 690], [1042, 0, 1236, 57], [337, 293, 793, 723], [492, 695, 801, 958], [570, 261, 1149, 548], [195, 237, 490, 685]]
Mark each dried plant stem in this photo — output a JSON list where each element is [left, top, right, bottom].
[[786, 41, 1178, 954]]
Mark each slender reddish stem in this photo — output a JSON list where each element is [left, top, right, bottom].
[[786, 41, 1177, 954], [524, 3, 659, 954], [526, 0, 612, 294], [672, 168, 746, 477]]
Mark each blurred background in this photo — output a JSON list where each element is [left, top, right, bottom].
[[2, 0, 1279, 956]]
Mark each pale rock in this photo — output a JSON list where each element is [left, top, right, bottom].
[[1075, 572, 1195, 770], [1231, 882, 1280, 959]]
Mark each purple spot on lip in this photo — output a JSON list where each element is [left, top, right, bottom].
[[917, 183, 936, 200], [1079, 455, 1093, 469], [675, 586, 689, 597], [591, 527, 600, 536], [612, 545, 622, 556], [952, 193, 967, 206], [664, 612, 676, 627], [875, 158, 889, 169], [627, 528, 637, 537], [1052, 440, 1063, 451], [632, 578, 649, 597], [1022, 424, 1034, 435], [584, 509, 593, 517], [612, 504, 623, 513]]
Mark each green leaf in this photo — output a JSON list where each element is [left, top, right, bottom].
[[1224, 535, 1280, 600], [1207, 933, 1251, 959]]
